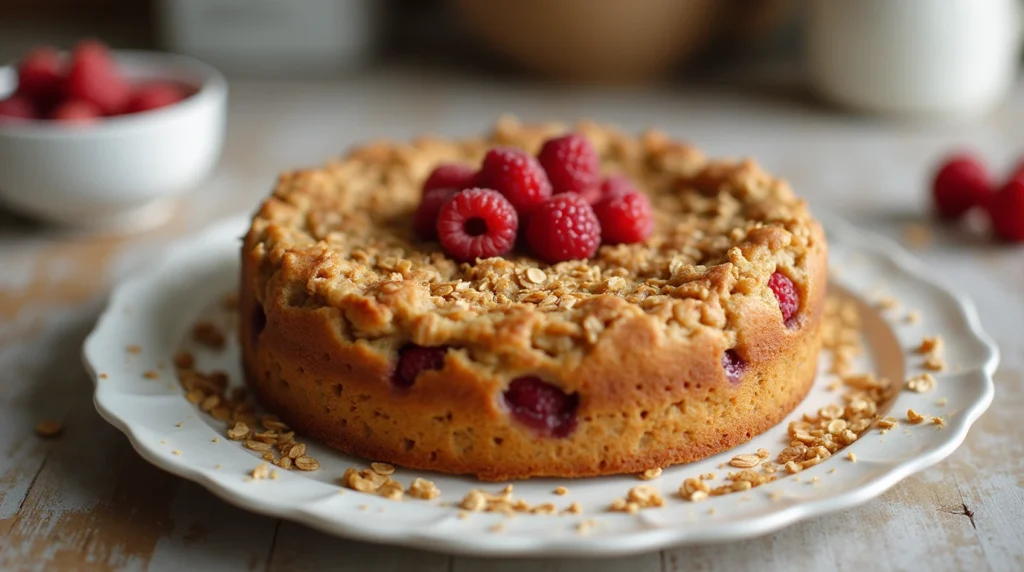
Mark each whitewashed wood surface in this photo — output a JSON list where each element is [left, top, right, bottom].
[[0, 68, 1021, 571]]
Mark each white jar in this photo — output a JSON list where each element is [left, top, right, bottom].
[[806, 0, 1023, 118]]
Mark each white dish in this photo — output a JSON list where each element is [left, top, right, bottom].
[[83, 213, 997, 557], [0, 51, 227, 231]]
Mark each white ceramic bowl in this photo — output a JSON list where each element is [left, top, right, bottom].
[[0, 51, 227, 230]]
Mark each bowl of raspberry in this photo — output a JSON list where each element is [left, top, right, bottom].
[[0, 39, 227, 231]]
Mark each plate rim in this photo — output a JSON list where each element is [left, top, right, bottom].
[[83, 211, 999, 557]]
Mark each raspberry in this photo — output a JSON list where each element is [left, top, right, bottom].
[[477, 147, 552, 213], [50, 99, 101, 123], [436, 188, 518, 262], [592, 191, 654, 245], [502, 376, 579, 438], [577, 186, 604, 205], [768, 272, 799, 326], [526, 194, 601, 263], [125, 82, 186, 114], [393, 345, 447, 388], [66, 39, 130, 115], [600, 175, 637, 200], [16, 47, 65, 109], [722, 350, 746, 385], [422, 163, 477, 195], [414, 188, 458, 240], [987, 179, 1024, 243], [932, 154, 992, 219], [537, 133, 600, 194], [0, 96, 37, 121]]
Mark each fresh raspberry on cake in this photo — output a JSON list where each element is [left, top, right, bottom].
[[932, 154, 991, 219], [538, 133, 601, 194], [0, 96, 37, 121], [423, 163, 477, 195], [66, 39, 131, 115], [16, 47, 65, 109], [477, 147, 552, 213], [414, 188, 458, 240], [593, 190, 654, 244], [768, 271, 799, 326], [987, 179, 1024, 243], [600, 175, 638, 200], [50, 99, 101, 123], [526, 193, 601, 263], [126, 82, 186, 114], [436, 188, 518, 261], [503, 377, 579, 438], [722, 350, 745, 385]]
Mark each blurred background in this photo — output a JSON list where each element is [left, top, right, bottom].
[[1, 0, 1023, 235]]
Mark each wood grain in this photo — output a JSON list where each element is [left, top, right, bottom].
[[1, 68, 1022, 571]]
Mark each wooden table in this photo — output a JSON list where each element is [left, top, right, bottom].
[[1, 70, 1022, 571]]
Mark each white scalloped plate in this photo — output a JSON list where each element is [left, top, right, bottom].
[[84, 212, 997, 557]]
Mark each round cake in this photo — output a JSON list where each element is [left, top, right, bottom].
[[239, 117, 827, 481]]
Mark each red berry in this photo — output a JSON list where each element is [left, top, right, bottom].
[[423, 163, 477, 195], [987, 179, 1024, 243], [16, 47, 65, 109], [66, 39, 130, 115], [577, 186, 604, 204], [768, 272, 799, 326], [932, 154, 992, 219], [414, 188, 458, 240], [526, 193, 601, 263], [125, 82, 186, 114], [592, 191, 654, 245], [0, 96, 37, 121], [502, 376, 578, 438], [600, 175, 637, 199], [50, 99, 102, 123], [393, 345, 447, 388], [436, 188, 518, 262], [477, 147, 552, 213], [722, 350, 745, 385], [1007, 159, 1024, 185], [537, 133, 600, 194]]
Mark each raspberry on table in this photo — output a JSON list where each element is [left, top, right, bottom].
[[0, 96, 37, 121], [436, 188, 518, 262], [66, 39, 131, 115], [477, 147, 552, 213], [537, 133, 600, 194], [526, 193, 601, 263], [126, 82, 187, 114], [987, 179, 1024, 243], [50, 99, 101, 123], [932, 154, 992, 219], [422, 163, 478, 195], [593, 190, 654, 245], [502, 376, 579, 438], [414, 188, 458, 240], [16, 47, 65, 109], [600, 175, 638, 200], [768, 272, 799, 327], [393, 345, 448, 388]]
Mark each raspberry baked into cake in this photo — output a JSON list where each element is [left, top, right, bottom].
[[240, 118, 827, 481]]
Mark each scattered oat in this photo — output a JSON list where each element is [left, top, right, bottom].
[[756, 448, 770, 459], [554, 486, 569, 496], [906, 373, 936, 393], [211, 437, 220, 443], [906, 310, 921, 324], [192, 321, 226, 350], [407, 478, 441, 500], [489, 523, 505, 533], [173, 351, 195, 370], [906, 409, 927, 424], [565, 502, 582, 514], [639, 467, 662, 480], [227, 422, 251, 440], [847, 452, 857, 462], [370, 462, 395, 476], [172, 449, 182, 456], [936, 397, 948, 407], [931, 416, 946, 427], [245, 439, 272, 452], [876, 296, 899, 310], [609, 485, 664, 512], [917, 336, 943, 355], [99, 373, 108, 379], [876, 416, 899, 430], [902, 222, 933, 249], [729, 454, 761, 468], [923, 355, 947, 372], [294, 456, 320, 471], [457, 510, 469, 520], [785, 461, 801, 474], [251, 463, 270, 480], [260, 415, 290, 432], [126, 344, 142, 354], [143, 370, 160, 380], [575, 519, 595, 535], [35, 420, 63, 438]]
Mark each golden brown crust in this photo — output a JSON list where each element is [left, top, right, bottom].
[[239, 117, 828, 480]]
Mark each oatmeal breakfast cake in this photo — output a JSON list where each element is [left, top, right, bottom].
[[239, 117, 828, 480]]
